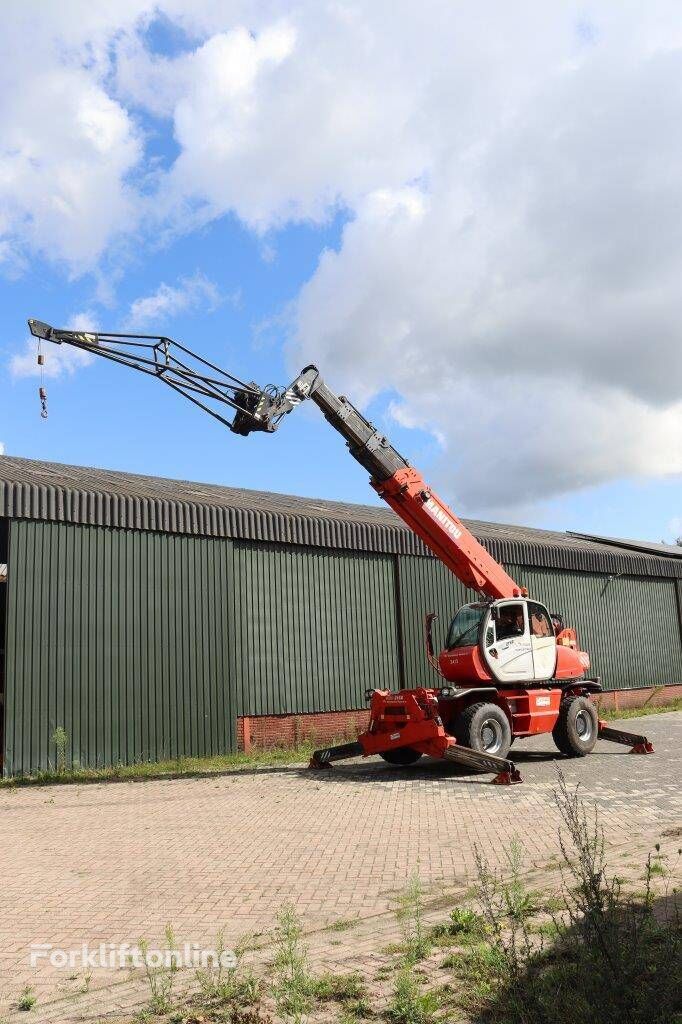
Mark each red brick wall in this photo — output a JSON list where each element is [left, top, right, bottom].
[[237, 709, 370, 752], [236, 683, 681, 751], [594, 683, 682, 713]]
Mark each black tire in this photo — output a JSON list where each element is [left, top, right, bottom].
[[379, 746, 423, 766], [552, 696, 598, 757], [454, 702, 512, 758]]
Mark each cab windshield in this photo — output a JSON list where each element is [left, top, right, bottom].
[[446, 604, 485, 649]]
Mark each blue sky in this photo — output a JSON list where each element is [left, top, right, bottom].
[[1, 3, 680, 544]]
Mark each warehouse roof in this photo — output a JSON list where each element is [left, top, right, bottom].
[[567, 531, 682, 560], [1, 455, 680, 579]]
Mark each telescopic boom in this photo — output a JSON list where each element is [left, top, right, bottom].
[[28, 319, 523, 600]]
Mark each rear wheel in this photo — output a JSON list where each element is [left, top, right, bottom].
[[380, 746, 423, 766], [454, 702, 512, 758], [552, 696, 598, 757]]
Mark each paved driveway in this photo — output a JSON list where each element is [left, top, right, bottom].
[[0, 712, 679, 1019]]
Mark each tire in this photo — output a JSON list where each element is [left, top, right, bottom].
[[379, 746, 423, 766], [552, 696, 598, 757], [454, 702, 512, 758]]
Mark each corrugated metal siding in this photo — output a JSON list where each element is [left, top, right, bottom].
[[507, 565, 682, 691], [396, 556, 682, 693], [397, 555, 474, 687], [4, 520, 235, 776], [232, 541, 401, 716]]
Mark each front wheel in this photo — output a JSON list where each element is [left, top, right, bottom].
[[552, 696, 598, 757], [454, 702, 512, 759], [380, 746, 423, 766]]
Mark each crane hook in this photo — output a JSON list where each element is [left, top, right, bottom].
[[37, 340, 48, 418]]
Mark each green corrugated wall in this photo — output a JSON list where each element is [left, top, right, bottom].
[[232, 541, 401, 715], [2, 521, 681, 777], [4, 520, 235, 776], [396, 554, 470, 687], [508, 564, 682, 691], [396, 555, 682, 692]]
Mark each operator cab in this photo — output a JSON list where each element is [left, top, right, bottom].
[[443, 598, 557, 684]]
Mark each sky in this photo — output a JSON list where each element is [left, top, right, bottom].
[[0, 1, 681, 544]]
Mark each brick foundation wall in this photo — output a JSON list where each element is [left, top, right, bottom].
[[593, 683, 682, 713], [236, 683, 681, 752], [237, 709, 370, 752]]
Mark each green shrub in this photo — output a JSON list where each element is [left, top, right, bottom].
[[386, 969, 440, 1024]]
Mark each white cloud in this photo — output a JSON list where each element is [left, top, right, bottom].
[[126, 272, 220, 328], [3, 2, 682, 510], [0, 442, 5, 455], [124, 9, 431, 234], [11, 311, 99, 379], [0, 16, 143, 273]]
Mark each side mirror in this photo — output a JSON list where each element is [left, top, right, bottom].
[[423, 612, 444, 677]]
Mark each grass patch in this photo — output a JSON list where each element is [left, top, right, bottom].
[[386, 969, 440, 1024], [16, 986, 37, 1012], [0, 742, 327, 789], [430, 907, 486, 947], [309, 972, 366, 1003], [326, 916, 361, 933], [190, 931, 264, 1024], [310, 972, 371, 1018], [598, 697, 682, 720]]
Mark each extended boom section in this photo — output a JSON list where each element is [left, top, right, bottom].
[[297, 371, 522, 600]]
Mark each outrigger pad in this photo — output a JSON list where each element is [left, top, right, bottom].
[[598, 724, 654, 753], [492, 768, 523, 785], [309, 741, 364, 769]]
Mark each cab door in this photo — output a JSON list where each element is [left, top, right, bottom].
[[528, 601, 557, 681], [481, 601, 534, 683]]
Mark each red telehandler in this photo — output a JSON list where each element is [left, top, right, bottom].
[[27, 318, 654, 783]]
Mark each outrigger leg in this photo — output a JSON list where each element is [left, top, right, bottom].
[[442, 742, 522, 784], [597, 721, 654, 754], [309, 737, 522, 784], [309, 741, 364, 768]]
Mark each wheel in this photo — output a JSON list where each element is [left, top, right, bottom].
[[454, 702, 512, 758], [379, 746, 423, 766], [552, 696, 598, 757]]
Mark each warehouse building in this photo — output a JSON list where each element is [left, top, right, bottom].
[[0, 454, 680, 777]]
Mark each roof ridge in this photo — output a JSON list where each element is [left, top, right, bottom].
[[1, 455, 680, 578]]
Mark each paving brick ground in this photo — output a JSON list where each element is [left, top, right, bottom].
[[0, 711, 679, 1021]]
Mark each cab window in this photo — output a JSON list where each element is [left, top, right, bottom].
[[495, 602, 526, 641], [529, 602, 553, 638], [446, 604, 485, 649]]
